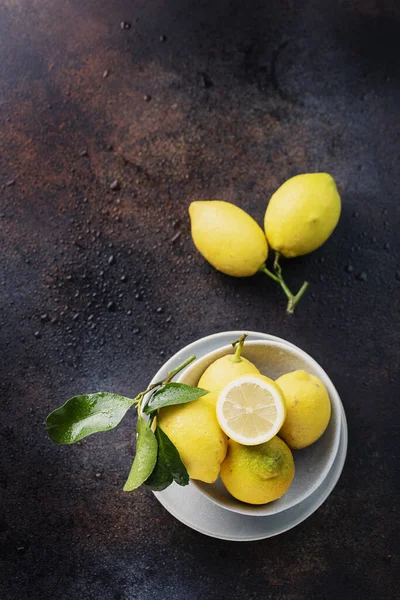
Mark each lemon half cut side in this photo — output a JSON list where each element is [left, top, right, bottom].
[[216, 374, 286, 446]]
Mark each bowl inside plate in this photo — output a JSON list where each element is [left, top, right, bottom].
[[177, 339, 342, 517]]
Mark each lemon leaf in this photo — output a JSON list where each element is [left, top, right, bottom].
[[144, 454, 173, 491], [143, 383, 208, 414], [149, 426, 189, 487], [45, 392, 135, 444], [144, 428, 174, 491], [123, 417, 158, 491]]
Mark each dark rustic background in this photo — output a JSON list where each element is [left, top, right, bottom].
[[1, 0, 399, 598]]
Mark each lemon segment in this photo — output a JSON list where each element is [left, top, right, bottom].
[[216, 374, 286, 446]]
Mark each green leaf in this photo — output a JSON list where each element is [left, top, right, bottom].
[[45, 392, 135, 444], [155, 426, 189, 486], [123, 417, 158, 492], [145, 426, 189, 491], [143, 383, 208, 415], [144, 445, 173, 492]]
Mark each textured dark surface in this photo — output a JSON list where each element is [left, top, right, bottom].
[[1, 0, 399, 598]]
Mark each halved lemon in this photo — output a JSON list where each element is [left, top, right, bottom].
[[216, 374, 286, 445]]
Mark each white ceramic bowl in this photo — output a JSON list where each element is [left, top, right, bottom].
[[177, 338, 342, 517]]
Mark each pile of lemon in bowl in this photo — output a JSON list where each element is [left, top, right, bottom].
[[158, 335, 331, 506]]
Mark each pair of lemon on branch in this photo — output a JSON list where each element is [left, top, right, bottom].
[[189, 173, 341, 314]]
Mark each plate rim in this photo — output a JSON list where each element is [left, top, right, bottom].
[[150, 330, 348, 541]]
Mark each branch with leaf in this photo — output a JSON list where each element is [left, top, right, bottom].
[[45, 355, 208, 492]]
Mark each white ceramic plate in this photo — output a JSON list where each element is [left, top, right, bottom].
[[150, 331, 348, 541]]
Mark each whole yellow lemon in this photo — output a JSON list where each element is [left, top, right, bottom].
[[189, 201, 268, 277], [276, 370, 331, 449], [157, 399, 227, 483], [198, 354, 260, 392], [264, 173, 341, 257], [220, 437, 295, 504]]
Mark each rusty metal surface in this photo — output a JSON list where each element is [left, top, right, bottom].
[[0, 0, 399, 598]]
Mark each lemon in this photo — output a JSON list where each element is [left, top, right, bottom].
[[216, 374, 286, 445], [200, 391, 219, 408], [189, 201, 268, 277], [157, 399, 227, 483], [198, 335, 260, 392], [198, 355, 260, 391], [276, 370, 331, 449], [220, 437, 295, 504], [264, 173, 341, 257]]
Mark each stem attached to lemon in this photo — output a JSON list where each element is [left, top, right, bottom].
[[231, 333, 248, 363], [259, 253, 309, 315], [287, 281, 309, 314]]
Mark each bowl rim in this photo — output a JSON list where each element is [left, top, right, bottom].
[[148, 331, 344, 516]]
